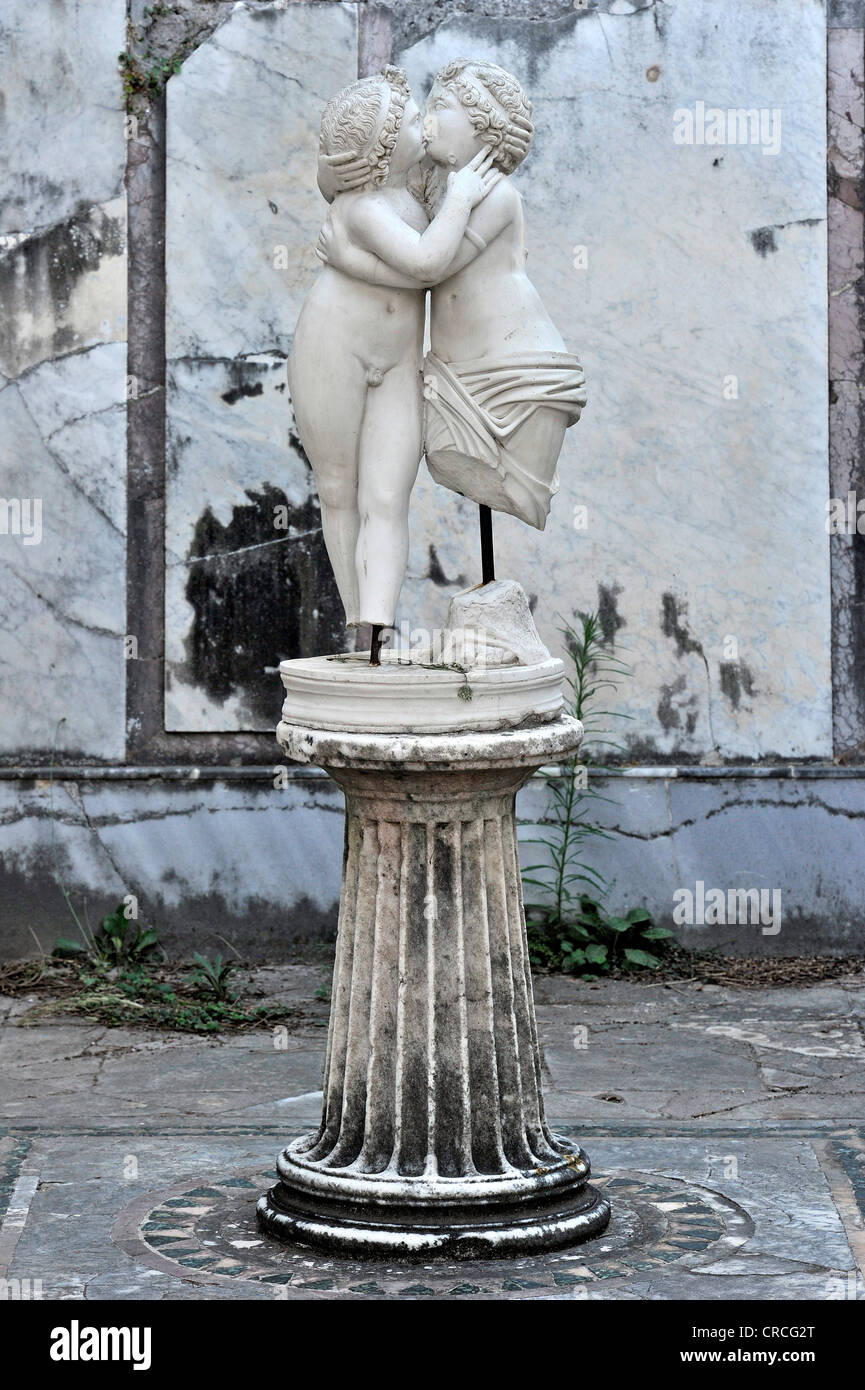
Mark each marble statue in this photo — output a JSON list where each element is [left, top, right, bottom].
[[289, 67, 500, 636], [296, 59, 586, 645], [318, 59, 587, 536]]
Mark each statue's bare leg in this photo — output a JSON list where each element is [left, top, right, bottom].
[[289, 350, 367, 626], [355, 362, 423, 628]]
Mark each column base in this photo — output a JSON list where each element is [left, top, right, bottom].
[[257, 1168, 611, 1261]]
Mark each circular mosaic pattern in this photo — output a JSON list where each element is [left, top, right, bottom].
[[117, 1169, 754, 1298]]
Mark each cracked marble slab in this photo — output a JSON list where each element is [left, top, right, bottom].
[[0, 0, 127, 760], [163, 2, 357, 730], [395, 2, 831, 761], [520, 772, 865, 951], [0, 776, 343, 959]]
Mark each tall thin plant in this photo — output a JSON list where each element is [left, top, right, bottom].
[[49, 718, 97, 955], [522, 611, 630, 926], [522, 614, 673, 975]]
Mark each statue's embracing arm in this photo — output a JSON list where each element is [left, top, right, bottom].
[[346, 151, 499, 282], [315, 221, 425, 289], [318, 175, 518, 290]]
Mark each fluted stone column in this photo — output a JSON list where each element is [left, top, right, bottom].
[[258, 716, 611, 1258]]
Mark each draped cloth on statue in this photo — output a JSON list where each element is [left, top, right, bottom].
[[423, 351, 587, 529]]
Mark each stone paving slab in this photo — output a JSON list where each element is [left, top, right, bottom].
[[4, 974, 865, 1130], [2, 971, 864, 1300]]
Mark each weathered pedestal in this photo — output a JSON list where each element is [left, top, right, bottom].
[[257, 700, 611, 1259]]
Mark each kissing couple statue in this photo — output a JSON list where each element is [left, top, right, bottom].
[[289, 59, 587, 659], [259, 57, 612, 1261]]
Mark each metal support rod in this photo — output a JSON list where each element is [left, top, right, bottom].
[[479, 504, 495, 585]]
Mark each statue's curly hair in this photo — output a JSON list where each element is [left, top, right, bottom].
[[318, 66, 411, 189], [434, 59, 534, 174]]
